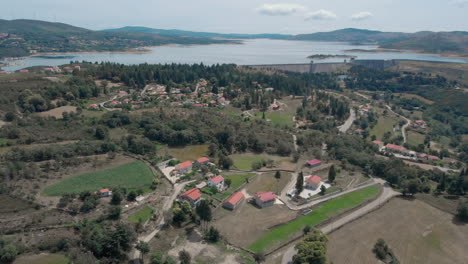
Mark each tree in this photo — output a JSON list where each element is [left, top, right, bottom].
[[0, 239, 18, 264], [107, 205, 121, 220], [296, 172, 304, 195], [204, 226, 220, 243], [136, 241, 150, 262], [127, 191, 137, 201], [373, 238, 388, 260], [275, 171, 281, 194], [303, 225, 311, 235], [225, 178, 232, 187], [179, 250, 191, 264], [172, 207, 186, 226], [196, 200, 212, 231], [293, 229, 328, 264], [4, 112, 15, 122], [320, 185, 326, 195], [456, 200, 468, 222], [218, 154, 233, 170], [328, 165, 336, 183], [111, 190, 123, 205], [254, 253, 265, 263]]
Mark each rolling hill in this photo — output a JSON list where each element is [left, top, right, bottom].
[[0, 19, 232, 59], [102, 26, 292, 39]]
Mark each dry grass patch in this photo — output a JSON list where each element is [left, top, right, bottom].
[[35, 106, 77, 119], [327, 198, 468, 264]]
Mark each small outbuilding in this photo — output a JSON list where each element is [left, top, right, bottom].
[[223, 192, 244, 210]]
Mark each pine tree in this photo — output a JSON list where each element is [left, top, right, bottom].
[[328, 165, 336, 183], [296, 172, 304, 195]]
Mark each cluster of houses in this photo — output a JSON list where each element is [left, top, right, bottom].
[[44, 65, 81, 73], [172, 157, 212, 177], [144, 79, 231, 109], [373, 141, 440, 161], [89, 90, 144, 110]]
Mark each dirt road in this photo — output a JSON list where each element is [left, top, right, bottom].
[[337, 109, 356, 133], [131, 180, 195, 261], [281, 181, 399, 264], [385, 105, 410, 143]]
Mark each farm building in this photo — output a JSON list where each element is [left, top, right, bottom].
[[306, 175, 322, 190], [385, 144, 407, 155], [98, 188, 112, 197], [176, 161, 193, 174], [180, 188, 202, 207], [207, 175, 225, 191], [88, 104, 98, 110], [223, 192, 244, 210], [254, 191, 276, 208], [306, 159, 322, 168], [372, 140, 384, 148], [195, 157, 210, 165]]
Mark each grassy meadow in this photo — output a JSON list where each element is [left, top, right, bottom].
[[42, 161, 154, 196], [248, 185, 381, 253]]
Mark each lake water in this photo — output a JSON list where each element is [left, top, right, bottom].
[[2, 39, 467, 71]]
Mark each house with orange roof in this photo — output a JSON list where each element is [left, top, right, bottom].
[[207, 175, 224, 191], [223, 192, 244, 210], [180, 188, 202, 207], [176, 161, 193, 174], [305, 175, 322, 190], [254, 191, 276, 208], [98, 188, 112, 197], [196, 157, 210, 165]]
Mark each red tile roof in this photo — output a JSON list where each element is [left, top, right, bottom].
[[99, 188, 110, 193], [372, 140, 383, 144], [178, 161, 192, 170], [225, 192, 244, 206], [386, 144, 406, 151], [415, 120, 426, 123], [418, 153, 427, 158], [254, 191, 276, 202], [306, 175, 322, 183], [428, 155, 440, 160], [306, 159, 322, 166], [209, 175, 224, 184], [181, 188, 201, 201], [119, 91, 128, 95], [197, 157, 209, 163]]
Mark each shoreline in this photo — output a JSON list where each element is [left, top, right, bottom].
[[344, 48, 468, 60], [2, 41, 243, 64]]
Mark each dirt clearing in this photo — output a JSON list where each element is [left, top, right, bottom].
[[35, 106, 77, 119], [327, 198, 468, 264]]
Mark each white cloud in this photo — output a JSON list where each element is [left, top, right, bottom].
[[305, 9, 337, 20], [256, 3, 306, 16], [351, 11, 373, 21], [452, 0, 468, 7]]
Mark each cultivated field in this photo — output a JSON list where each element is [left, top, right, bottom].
[[248, 185, 381, 253], [327, 198, 468, 264], [408, 130, 426, 147], [13, 253, 69, 264], [229, 153, 295, 171], [128, 205, 154, 223], [42, 160, 154, 196], [370, 115, 400, 140], [35, 106, 77, 119]]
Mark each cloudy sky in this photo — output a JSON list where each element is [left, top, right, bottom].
[[1, 0, 467, 34]]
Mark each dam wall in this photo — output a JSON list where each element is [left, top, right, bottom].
[[247, 64, 311, 73]]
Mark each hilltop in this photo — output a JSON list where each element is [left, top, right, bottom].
[[0, 19, 232, 59]]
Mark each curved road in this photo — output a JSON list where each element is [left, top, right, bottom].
[[337, 109, 356, 133], [281, 181, 399, 264]]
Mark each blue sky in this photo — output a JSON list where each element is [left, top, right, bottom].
[[1, 0, 467, 34]]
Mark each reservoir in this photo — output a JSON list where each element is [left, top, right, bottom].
[[2, 39, 467, 71]]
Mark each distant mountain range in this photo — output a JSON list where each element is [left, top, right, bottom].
[[106, 27, 468, 54], [0, 19, 232, 59], [1, 19, 467, 61], [102, 26, 292, 40]]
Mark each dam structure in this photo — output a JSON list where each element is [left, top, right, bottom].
[[245, 59, 397, 74]]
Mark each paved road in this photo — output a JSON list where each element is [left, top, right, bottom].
[[337, 108, 356, 133], [385, 105, 410, 143], [131, 180, 195, 261], [281, 180, 399, 264]]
